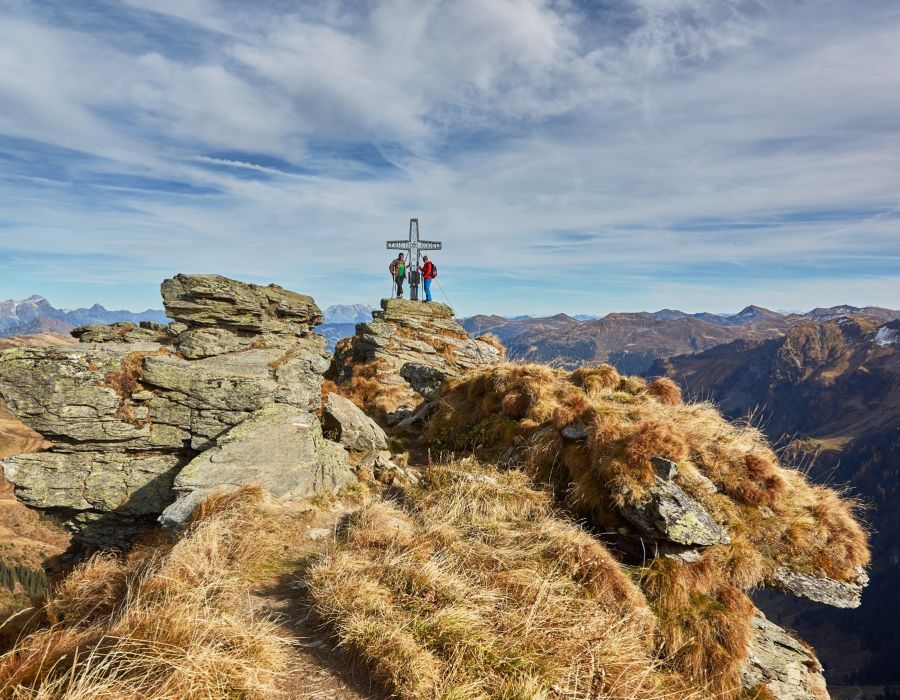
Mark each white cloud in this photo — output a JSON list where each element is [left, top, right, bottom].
[[0, 0, 898, 314]]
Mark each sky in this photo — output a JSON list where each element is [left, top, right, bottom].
[[0, 0, 898, 317]]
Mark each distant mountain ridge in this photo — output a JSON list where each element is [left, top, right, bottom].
[[0, 295, 168, 337], [460, 305, 900, 373], [324, 304, 373, 324]]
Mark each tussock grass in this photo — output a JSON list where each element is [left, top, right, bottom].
[[0, 487, 291, 699], [424, 363, 870, 695], [308, 464, 704, 699], [324, 358, 418, 418]]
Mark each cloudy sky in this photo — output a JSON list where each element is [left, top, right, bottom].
[[0, 0, 898, 316]]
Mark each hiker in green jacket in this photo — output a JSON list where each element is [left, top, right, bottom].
[[389, 253, 406, 298]]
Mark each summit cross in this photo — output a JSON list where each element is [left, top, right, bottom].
[[386, 218, 442, 301]]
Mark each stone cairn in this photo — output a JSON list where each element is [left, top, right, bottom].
[[0, 275, 356, 546]]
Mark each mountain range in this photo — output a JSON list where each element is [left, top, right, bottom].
[[651, 315, 900, 687], [461, 305, 900, 373], [0, 296, 168, 338]]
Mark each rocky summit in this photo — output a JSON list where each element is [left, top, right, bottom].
[[328, 298, 502, 417], [0, 274, 347, 546]]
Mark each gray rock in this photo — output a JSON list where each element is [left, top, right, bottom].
[[175, 327, 252, 359], [650, 456, 679, 480], [399, 363, 450, 398], [159, 404, 355, 527], [740, 610, 828, 700], [770, 566, 867, 608], [322, 393, 388, 452], [561, 422, 589, 440], [0, 344, 186, 451], [72, 322, 174, 345], [142, 338, 328, 448], [162, 274, 323, 334], [0, 275, 336, 548], [621, 477, 731, 547], [2, 451, 185, 545], [3, 451, 182, 514]]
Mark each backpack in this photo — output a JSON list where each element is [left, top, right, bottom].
[[429, 262, 437, 278]]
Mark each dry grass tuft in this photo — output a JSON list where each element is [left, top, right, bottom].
[[0, 487, 290, 699], [326, 359, 417, 418], [424, 362, 870, 695], [647, 377, 683, 405], [308, 463, 702, 699]]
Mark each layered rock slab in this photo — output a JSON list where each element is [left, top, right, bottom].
[[160, 404, 354, 527], [741, 611, 828, 700], [322, 393, 388, 452], [162, 274, 324, 359], [0, 275, 347, 547]]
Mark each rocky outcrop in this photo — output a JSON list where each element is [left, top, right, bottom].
[[322, 393, 388, 452], [329, 299, 501, 415], [741, 611, 828, 699], [621, 461, 731, 547], [0, 274, 348, 546], [71, 321, 174, 345], [160, 404, 355, 527], [770, 566, 868, 609], [162, 274, 323, 359]]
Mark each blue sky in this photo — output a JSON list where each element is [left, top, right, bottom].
[[0, 0, 898, 316]]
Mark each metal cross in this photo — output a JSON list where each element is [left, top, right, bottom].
[[386, 218, 441, 301]]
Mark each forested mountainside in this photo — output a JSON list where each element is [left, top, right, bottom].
[[653, 316, 900, 685]]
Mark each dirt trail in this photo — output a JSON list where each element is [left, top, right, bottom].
[[251, 503, 385, 700]]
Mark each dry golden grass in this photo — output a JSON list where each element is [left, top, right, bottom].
[[308, 463, 705, 700], [326, 359, 419, 418], [0, 487, 291, 699], [425, 362, 870, 695]]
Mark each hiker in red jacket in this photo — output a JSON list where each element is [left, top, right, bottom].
[[419, 255, 437, 302]]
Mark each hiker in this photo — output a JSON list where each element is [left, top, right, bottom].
[[419, 255, 437, 302], [389, 253, 406, 298]]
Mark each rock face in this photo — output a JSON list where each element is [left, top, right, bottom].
[[741, 611, 828, 700], [71, 321, 174, 345], [160, 404, 355, 527], [322, 393, 388, 452], [0, 274, 348, 546], [162, 274, 323, 359], [329, 298, 502, 415], [770, 566, 868, 609], [621, 476, 731, 547]]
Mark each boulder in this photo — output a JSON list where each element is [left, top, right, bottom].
[[322, 393, 388, 452], [160, 404, 355, 527], [621, 477, 730, 547], [161, 274, 323, 334], [0, 344, 186, 451], [740, 610, 828, 700], [770, 566, 867, 609], [399, 362, 451, 398], [141, 337, 329, 449], [2, 451, 184, 546], [0, 275, 335, 547]]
